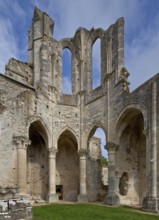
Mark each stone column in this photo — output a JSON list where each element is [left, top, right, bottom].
[[105, 142, 119, 206], [47, 147, 59, 203], [14, 136, 30, 197], [77, 149, 88, 202], [143, 82, 159, 212]]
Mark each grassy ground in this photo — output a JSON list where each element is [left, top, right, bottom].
[[33, 204, 159, 220]]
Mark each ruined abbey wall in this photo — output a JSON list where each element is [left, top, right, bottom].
[[0, 7, 159, 214]]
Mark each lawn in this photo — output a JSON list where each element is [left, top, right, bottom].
[[33, 204, 159, 220]]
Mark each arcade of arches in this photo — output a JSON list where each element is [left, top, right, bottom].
[[25, 124, 108, 203], [16, 109, 147, 206], [1, 8, 158, 214]]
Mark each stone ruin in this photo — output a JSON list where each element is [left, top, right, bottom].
[[0, 7, 159, 218], [0, 199, 32, 220]]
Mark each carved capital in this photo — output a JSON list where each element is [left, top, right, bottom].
[[48, 147, 58, 155], [13, 136, 31, 150], [105, 142, 119, 152], [78, 149, 88, 157], [78, 90, 85, 96]]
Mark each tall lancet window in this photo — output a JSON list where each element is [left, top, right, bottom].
[[92, 38, 101, 89], [62, 48, 72, 94]]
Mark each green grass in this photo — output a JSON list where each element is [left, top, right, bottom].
[[33, 204, 159, 220]]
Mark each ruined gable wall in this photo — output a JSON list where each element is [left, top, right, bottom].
[[109, 72, 159, 206], [1, 7, 158, 208], [87, 137, 106, 201], [0, 75, 33, 198], [5, 59, 33, 87]]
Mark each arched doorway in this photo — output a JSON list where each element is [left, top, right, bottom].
[[87, 126, 107, 202], [116, 108, 146, 205], [56, 130, 79, 201], [27, 121, 49, 201]]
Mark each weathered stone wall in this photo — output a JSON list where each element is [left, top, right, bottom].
[[0, 7, 159, 213], [102, 167, 108, 186], [27, 140, 49, 201], [5, 58, 33, 86], [56, 131, 79, 201], [0, 75, 31, 196], [0, 199, 32, 220], [87, 137, 106, 201], [116, 116, 146, 205]]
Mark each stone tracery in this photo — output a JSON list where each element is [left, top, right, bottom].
[[0, 7, 158, 215]]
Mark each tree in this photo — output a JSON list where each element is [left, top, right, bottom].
[[101, 156, 108, 167]]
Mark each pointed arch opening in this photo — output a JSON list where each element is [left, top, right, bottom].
[[62, 48, 72, 94], [116, 108, 146, 205], [27, 120, 49, 201], [56, 130, 79, 201], [92, 38, 101, 90], [87, 126, 108, 202]]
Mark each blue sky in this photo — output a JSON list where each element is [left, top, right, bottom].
[[0, 0, 159, 157], [0, 0, 159, 91]]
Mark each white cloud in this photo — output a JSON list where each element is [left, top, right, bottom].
[[0, 0, 158, 92], [0, 0, 27, 73], [0, 18, 18, 73], [126, 13, 159, 90], [35, 0, 159, 91]]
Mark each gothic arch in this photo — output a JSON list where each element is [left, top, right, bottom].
[[85, 28, 104, 92], [60, 39, 74, 52], [55, 126, 79, 149], [27, 118, 49, 201], [114, 103, 147, 205], [27, 116, 51, 148], [56, 128, 79, 201], [114, 103, 147, 143], [86, 122, 107, 150], [59, 39, 80, 94], [89, 28, 104, 45]]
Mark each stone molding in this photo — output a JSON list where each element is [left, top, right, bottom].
[[104, 72, 113, 83], [48, 147, 58, 155], [78, 90, 85, 96], [0, 199, 32, 219], [78, 149, 88, 157], [105, 142, 119, 152], [13, 136, 31, 150]]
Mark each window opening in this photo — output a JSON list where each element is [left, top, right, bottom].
[[92, 39, 101, 89], [62, 48, 72, 94]]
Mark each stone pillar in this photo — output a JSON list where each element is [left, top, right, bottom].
[[77, 149, 88, 202], [47, 147, 59, 203], [105, 142, 119, 206], [143, 82, 159, 212], [14, 136, 30, 197]]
